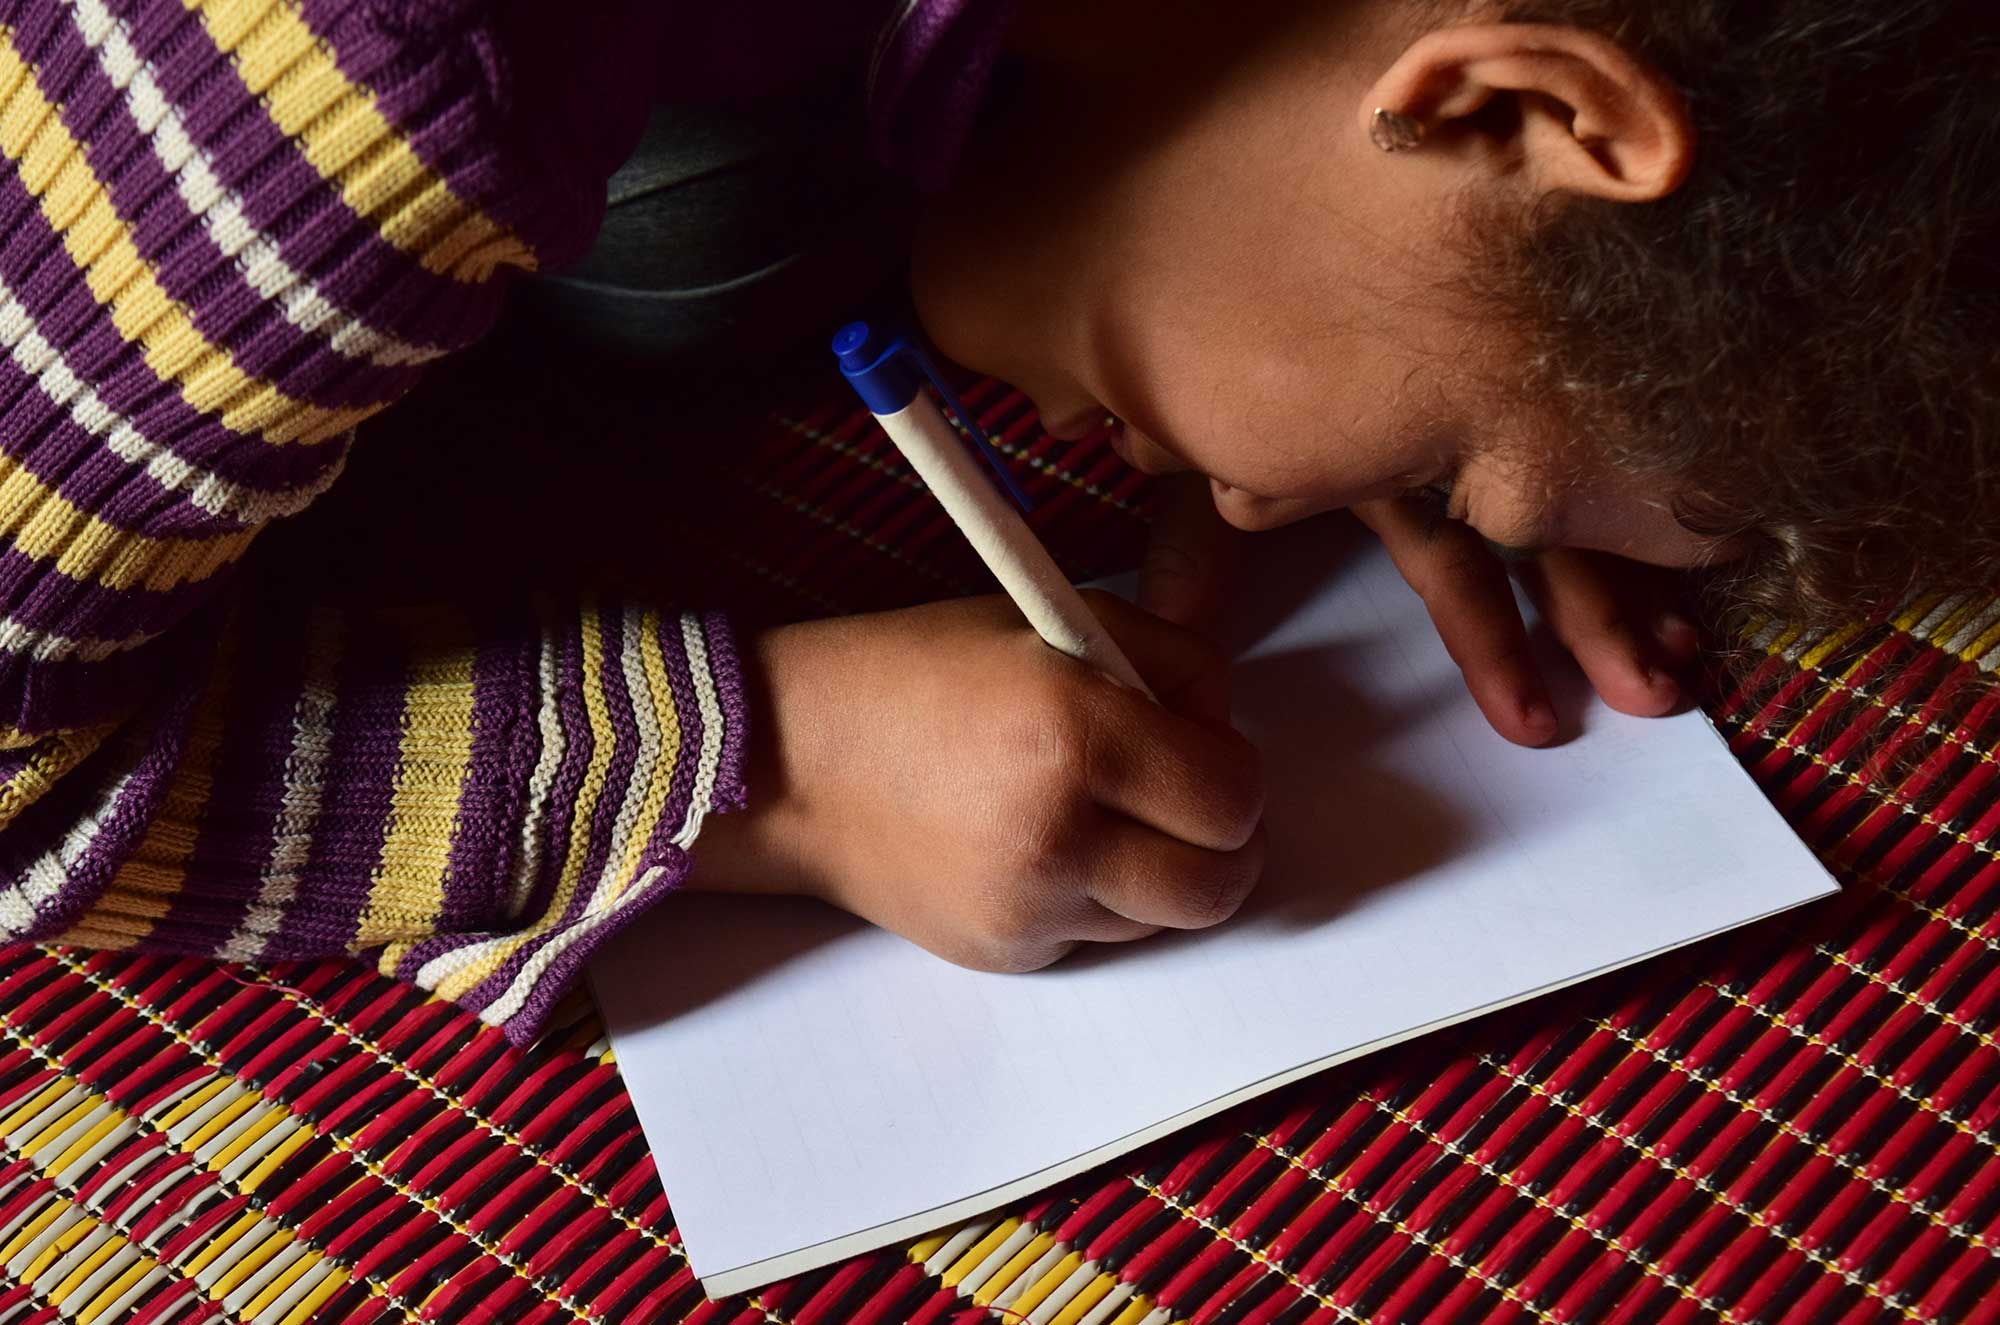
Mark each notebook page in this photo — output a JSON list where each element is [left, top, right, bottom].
[[592, 520, 1837, 1293]]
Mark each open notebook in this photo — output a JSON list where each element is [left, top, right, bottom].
[[592, 518, 1837, 1295]]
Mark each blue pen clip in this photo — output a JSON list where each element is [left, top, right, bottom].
[[832, 321, 1036, 513]]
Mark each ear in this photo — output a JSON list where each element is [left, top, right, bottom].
[[1361, 24, 1693, 202]]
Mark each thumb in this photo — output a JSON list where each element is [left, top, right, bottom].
[[1138, 474, 1241, 641]]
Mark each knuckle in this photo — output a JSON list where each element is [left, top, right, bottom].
[[1175, 848, 1260, 928], [965, 879, 1073, 972], [1203, 735, 1266, 846]]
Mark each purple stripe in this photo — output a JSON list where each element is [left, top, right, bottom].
[[120, 0, 508, 352], [0, 637, 206, 941], [251, 617, 405, 960], [294, 0, 648, 271], [0, 628, 211, 737], [558, 606, 641, 926], [438, 630, 538, 931], [17, 12, 423, 412], [453, 604, 646, 1013], [529, 612, 597, 920], [0, 172, 350, 493], [0, 353, 294, 539], [0, 544, 237, 655], [641, 611, 704, 863], [700, 611, 749, 815], [0, 746, 37, 786], [144, 600, 310, 953], [479, 864, 688, 1047]]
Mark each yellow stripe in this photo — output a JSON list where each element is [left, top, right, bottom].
[[242, 1245, 320, 1320], [1892, 594, 1945, 634], [48, 1228, 127, 1305], [77, 1254, 158, 1325], [1799, 620, 1867, 671], [1961, 607, 2000, 662], [357, 645, 479, 946], [190, 0, 533, 281], [942, 1218, 1017, 1290], [1008, 1249, 1084, 1317], [0, 723, 117, 831], [974, 1231, 1058, 1306], [185, 1088, 259, 1151], [209, 1102, 288, 1169], [154, 1075, 230, 1130], [1107, 1296, 1156, 1325], [0, 1075, 75, 1135], [424, 604, 615, 999], [209, 1223, 291, 1297], [241, 1119, 315, 1193], [609, 608, 683, 896], [21, 1203, 95, 1282], [0, 1197, 65, 1262], [908, 1231, 954, 1264], [0, 452, 257, 593], [90, 640, 237, 948], [1049, 1272, 1118, 1325], [278, 1265, 350, 1325], [20, 1094, 99, 1154], [46, 1106, 126, 1174], [177, 1208, 261, 1277], [0, 30, 375, 447]]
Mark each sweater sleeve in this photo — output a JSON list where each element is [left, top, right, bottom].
[[0, 0, 741, 1041]]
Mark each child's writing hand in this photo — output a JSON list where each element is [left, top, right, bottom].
[[692, 593, 1267, 969], [1356, 495, 1701, 747]]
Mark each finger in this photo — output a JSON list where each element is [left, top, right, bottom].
[[1515, 550, 1686, 717], [1356, 498, 1558, 746], [1080, 589, 1232, 724], [1138, 473, 1242, 640], [1078, 815, 1266, 930], [1080, 687, 1266, 850]]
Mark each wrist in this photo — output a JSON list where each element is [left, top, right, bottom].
[[683, 621, 836, 901]]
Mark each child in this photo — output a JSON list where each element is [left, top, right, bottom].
[[0, 0, 1989, 1041]]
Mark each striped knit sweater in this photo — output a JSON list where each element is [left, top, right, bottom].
[[0, 0, 756, 1042]]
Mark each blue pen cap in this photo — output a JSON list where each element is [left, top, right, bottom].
[[831, 322, 922, 414], [831, 321, 1035, 512]]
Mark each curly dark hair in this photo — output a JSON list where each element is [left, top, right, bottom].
[[1472, 0, 1999, 624]]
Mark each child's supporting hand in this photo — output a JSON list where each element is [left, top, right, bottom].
[[692, 593, 1267, 969], [1355, 496, 1702, 747]]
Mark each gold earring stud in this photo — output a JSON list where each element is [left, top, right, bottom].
[[1369, 108, 1425, 153]]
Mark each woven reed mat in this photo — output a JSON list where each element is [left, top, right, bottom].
[[3, 370, 1998, 1325]]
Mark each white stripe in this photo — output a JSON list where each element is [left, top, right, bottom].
[[472, 864, 665, 1028], [219, 626, 340, 962], [0, 614, 159, 665], [1941, 596, 2000, 656], [0, 278, 350, 528], [502, 626, 565, 921], [1910, 593, 1966, 640], [416, 608, 666, 995], [590, 605, 665, 892], [66, 0, 448, 370], [671, 614, 726, 848], [0, 757, 141, 937]]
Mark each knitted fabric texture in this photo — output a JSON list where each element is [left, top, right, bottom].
[[0, 0, 748, 1044]]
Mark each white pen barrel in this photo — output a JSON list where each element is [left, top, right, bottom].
[[878, 399, 1153, 696]]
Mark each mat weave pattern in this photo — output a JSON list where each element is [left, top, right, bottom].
[[2, 375, 1998, 1325]]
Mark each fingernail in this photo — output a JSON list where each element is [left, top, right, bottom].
[[1523, 699, 1557, 740]]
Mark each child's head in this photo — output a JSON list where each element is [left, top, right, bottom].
[[912, 0, 1998, 620]]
